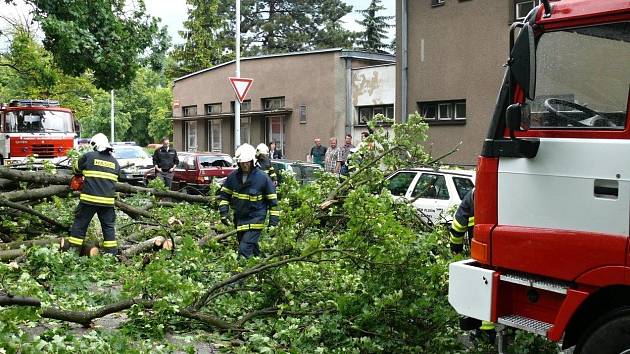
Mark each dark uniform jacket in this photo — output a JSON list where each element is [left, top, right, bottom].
[[449, 189, 474, 246], [153, 146, 179, 171], [74, 151, 121, 206], [218, 167, 280, 231], [256, 158, 278, 184]]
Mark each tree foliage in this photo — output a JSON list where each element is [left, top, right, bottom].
[[355, 0, 394, 53], [4, 0, 169, 90]]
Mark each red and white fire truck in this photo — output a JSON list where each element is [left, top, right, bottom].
[[448, 0, 630, 352], [0, 99, 78, 167]]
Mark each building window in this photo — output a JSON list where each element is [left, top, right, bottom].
[[231, 100, 251, 112], [514, 0, 537, 21], [240, 117, 250, 144], [182, 105, 197, 117], [299, 105, 307, 124], [205, 103, 222, 115], [418, 100, 466, 124], [263, 97, 285, 111], [432, 0, 445, 7], [357, 104, 394, 125], [208, 119, 222, 152], [184, 121, 197, 151]]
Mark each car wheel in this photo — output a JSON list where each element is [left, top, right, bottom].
[[576, 309, 630, 354]]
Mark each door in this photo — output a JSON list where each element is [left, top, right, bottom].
[[411, 173, 451, 225], [493, 22, 630, 280], [268, 116, 284, 156]]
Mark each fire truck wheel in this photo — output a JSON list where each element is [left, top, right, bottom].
[[576, 311, 630, 354]]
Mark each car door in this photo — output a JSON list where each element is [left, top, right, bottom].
[[411, 173, 451, 225]]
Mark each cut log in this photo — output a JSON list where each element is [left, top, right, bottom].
[[0, 237, 61, 251], [115, 200, 155, 219], [121, 236, 166, 257], [0, 248, 25, 262]]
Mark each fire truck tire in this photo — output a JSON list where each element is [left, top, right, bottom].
[[576, 311, 630, 354]]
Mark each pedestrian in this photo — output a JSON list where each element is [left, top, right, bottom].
[[256, 143, 278, 186], [152, 137, 179, 188], [218, 144, 280, 258], [449, 189, 496, 343], [337, 134, 355, 176], [269, 141, 283, 159], [324, 137, 340, 173], [68, 133, 121, 255], [308, 137, 327, 167]]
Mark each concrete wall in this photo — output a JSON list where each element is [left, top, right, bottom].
[[397, 0, 511, 165]]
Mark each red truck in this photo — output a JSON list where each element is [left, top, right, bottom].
[[448, 1, 630, 352], [0, 99, 78, 167]]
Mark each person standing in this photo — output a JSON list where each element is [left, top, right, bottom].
[[218, 144, 280, 258], [68, 133, 121, 255], [324, 137, 340, 173], [336, 134, 355, 175], [256, 143, 278, 186], [152, 137, 179, 188], [269, 141, 283, 159], [308, 137, 327, 167]]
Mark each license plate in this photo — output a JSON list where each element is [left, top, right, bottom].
[[4, 159, 17, 166]]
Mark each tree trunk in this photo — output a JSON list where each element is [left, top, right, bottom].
[[122, 236, 166, 257], [0, 237, 61, 251], [2, 185, 71, 202]]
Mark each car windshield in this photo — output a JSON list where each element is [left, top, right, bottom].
[[198, 155, 233, 168], [5, 109, 73, 133], [113, 148, 149, 159], [386, 172, 417, 196]]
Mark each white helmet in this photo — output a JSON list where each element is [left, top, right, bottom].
[[90, 133, 112, 152], [234, 143, 256, 163], [256, 143, 269, 156]]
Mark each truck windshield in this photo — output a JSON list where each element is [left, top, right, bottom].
[[5, 110, 73, 133], [528, 22, 629, 129]]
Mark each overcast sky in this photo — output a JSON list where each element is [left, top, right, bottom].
[[0, 0, 395, 47]]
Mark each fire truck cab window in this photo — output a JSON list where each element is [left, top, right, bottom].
[[6, 110, 73, 133], [527, 22, 629, 130]]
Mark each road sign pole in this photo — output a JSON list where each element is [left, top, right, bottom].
[[234, 0, 241, 151]]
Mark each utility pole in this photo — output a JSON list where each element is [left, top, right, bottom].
[[110, 89, 115, 143], [234, 0, 241, 151]]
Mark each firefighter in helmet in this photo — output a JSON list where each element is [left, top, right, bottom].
[[449, 189, 496, 342], [217, 144, 280, 258], [255, 143, 278, 186], [68, 133, 121, 255]]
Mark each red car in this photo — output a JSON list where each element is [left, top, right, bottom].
[[145, 152, 236, 194]]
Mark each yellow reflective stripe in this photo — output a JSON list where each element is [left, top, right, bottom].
[[219, 200, 230, 206], [80, 193, 115, 205], [233, 193, 263, 201], [103, 240, 118, 248], [265, 194, 277, 200], [83, 170, 118, 181], [68, 237, 84, 246], [468, 216, 475, 227], [236, 224, 265, 231], [480, 321, 495, 330], [270, 210, 281, 216], [449, 234, 464, 244], [452, 218, 468, 233], [221, 187, 234, 195]]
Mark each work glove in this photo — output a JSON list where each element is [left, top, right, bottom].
[[450, 242, 463, 254]]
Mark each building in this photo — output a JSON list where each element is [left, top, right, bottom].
[[396, 0, 537, 165], [171, 49, 394, 160]]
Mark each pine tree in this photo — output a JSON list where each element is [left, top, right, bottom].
[[356, 0, 394, 53]]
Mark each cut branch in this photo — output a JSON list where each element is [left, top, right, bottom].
[[0, 198, 68, 230], [2, 185, 71, 202]]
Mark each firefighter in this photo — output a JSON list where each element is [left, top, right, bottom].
[[218, 144, 280, 258], [255, 143, 278, 185], [68, 133, 121, 255], [449, 189, 496, 343]]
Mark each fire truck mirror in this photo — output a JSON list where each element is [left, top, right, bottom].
[[510, 23, 536, 100], [506, 103, 531, 132]]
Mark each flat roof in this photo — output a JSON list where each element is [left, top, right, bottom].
[[174, 48, 395, 83]]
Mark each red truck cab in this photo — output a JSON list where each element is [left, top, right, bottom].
[[448, 1, 630, 352]]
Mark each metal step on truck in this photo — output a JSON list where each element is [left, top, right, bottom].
[[448, 0, 630, 353]]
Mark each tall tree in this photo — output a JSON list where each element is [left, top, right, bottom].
[[355, 0, 394, 53], [4, 0, 169, 91]]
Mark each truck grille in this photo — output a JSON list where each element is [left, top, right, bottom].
[[31, 144, 56, 157]]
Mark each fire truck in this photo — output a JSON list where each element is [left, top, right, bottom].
[[448, 0, 630, 352], [0, 99, 78, 167]]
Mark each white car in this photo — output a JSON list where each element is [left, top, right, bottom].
[[385, 168, 475, 226], [112, 145, 155, 186]]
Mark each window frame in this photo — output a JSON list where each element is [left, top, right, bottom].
[[418, 100, 467, 125], [184, 121, 197, 152], [182, 105, 197, 117], [355, 104, 394, 126], [205, 103, 222, 115], [208, 119, 222, 152], [299, 105, 307, 124], [262, 97, 285, 111]]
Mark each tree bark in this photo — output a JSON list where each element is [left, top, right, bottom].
[[0, 248, 25, 261], [122, 236, 166, 257], [0, 237, 61, 251], [2, 185, 71, 202], [115, 200, 155, 219]]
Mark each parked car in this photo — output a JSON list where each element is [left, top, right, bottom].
[[145, 152, 236, 194], [112, 144, 154, 186], [385, 168, 475, 226], [271, 160, 322, 185]]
